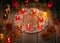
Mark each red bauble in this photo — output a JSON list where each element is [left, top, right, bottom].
[[39, 17, 44, 22], [48, 2, 53, 8], [15, 15, 20, 20], [37, 24, 43, 30], [19, 8, 25, 14], [6, 37, 12, 43], [26, 24, 31, 30], [12, 1, 18, 7]]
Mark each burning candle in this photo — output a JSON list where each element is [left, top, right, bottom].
[[15, 15, 20, 20], [6, 37, 12, 43], [19, 8, 25, 14], [39, 17, 44, 22], [37, 24, 43, 30], [16, 25, 22, 30], [26, 24, 31, 30]]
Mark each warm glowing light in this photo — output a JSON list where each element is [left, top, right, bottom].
[[44, 12, 47, 14], [42, 11, 47, 18], [0, 33, 4, 40], [31, 9, 36, 15], [8, 38, 10, 42]]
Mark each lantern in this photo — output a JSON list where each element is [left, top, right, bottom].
[[47, 2, 53, 8], [15, 15, 20, 20], [19, 8, 25, 14], [37, 24, 43, 30], [26, 24, 31, 30], [39, 17, 44, 22], [3, 14, 8, 19], [6, 37, 12, 43]]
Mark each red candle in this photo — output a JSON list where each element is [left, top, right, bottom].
[[39, 17, 44, 22], [26, 24, 31, 30], [37, 24, 43, 30], [15, 15, 20, 20], [31, 9, 36, 15], [6, 37, 12, 43], [16, 25, 22, 30], [19, 8, 25, 14]]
